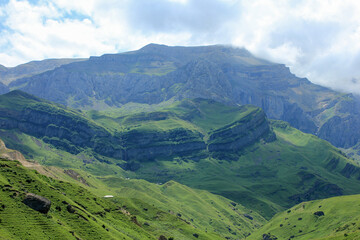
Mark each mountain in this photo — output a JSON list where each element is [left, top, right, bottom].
[[250, 194, 360, 239], [7, 44, 360, 154], [1, 91, 360, 220], [0, 58, 86, 85], [0, 82, 9, 94]]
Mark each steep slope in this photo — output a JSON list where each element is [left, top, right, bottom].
[[0, 90, 114, 156], [70, 173, 266, 239], [8, 44, 360, 152], [0, 158, 156, 239], [0, 58, 86, 85], [250, 194, 360, 240]]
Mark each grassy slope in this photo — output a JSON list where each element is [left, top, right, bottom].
[[0, 157, 239, 240], [133, 121, 360, 219], [0, 137, 264, 239], [0, 158, 153, 240], [82, 175, 266, 239], [249, 194, 360, 240], [87, 98, 258, 135]]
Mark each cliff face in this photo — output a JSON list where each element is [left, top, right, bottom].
[[0, 107, 109, 151], [208, 109, 275, 152]]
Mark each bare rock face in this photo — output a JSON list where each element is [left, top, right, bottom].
[[23, 193, 51, 214], [0, 139, 26, 162]]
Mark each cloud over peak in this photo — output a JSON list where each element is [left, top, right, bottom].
[[1, 0, 360, 94]]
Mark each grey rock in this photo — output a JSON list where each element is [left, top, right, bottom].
[[23, 193, 51, 214]]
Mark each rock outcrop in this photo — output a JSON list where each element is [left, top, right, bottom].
[[23, 193, 51, 214], [0, 139, 26, 162]]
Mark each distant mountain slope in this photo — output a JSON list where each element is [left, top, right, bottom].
[[0, 82, 9, 94], [0, 58, 86, 85], [8, 44, 360, 152], [250, 194, 360, 239]]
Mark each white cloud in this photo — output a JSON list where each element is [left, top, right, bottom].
[[0, 0, 360, 94]]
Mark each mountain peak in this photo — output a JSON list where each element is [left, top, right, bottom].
[[138, 43, 252, 57], [0, 64, 7, 72]]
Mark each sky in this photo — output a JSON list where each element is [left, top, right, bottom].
[[0, 0, 360, 94]]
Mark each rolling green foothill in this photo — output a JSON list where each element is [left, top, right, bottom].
[[249, 194, 360, 240], [1, 157, 246, 240]]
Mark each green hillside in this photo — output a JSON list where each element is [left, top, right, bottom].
[[0, 136, 267, 240], [132, 120, 360, 219], [75, 173, 266, 239], [250, 194, 360, 239], [1, 91, 360, 222], [0, 158, 154, 239], [1, 157, 263, 240]]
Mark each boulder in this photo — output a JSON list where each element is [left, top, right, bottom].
[[23, 193, 51, 214], [314, 211, 325, 217]]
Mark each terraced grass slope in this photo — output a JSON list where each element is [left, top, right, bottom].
[[74, 173, 266, 239], [2, 157, 249, 240], [249, 194, 360, 240], [0, 158, 154, 240]]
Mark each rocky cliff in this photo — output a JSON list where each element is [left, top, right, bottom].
[[208, 108, 275, 152]]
